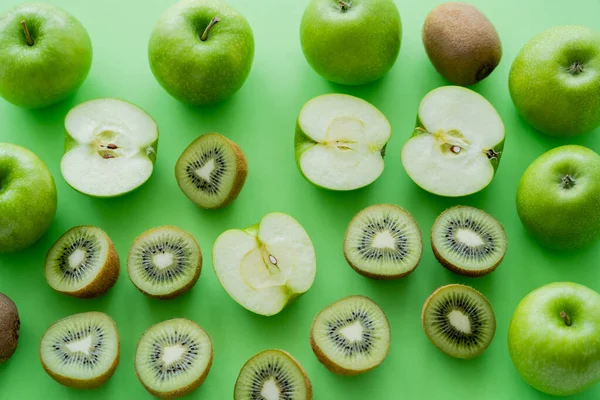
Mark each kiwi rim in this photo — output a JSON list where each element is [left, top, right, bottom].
[[309, 295, 391, 376], [421, 284, 496, 359], [430, 206, 507, 277], [343, 204, 424, 280]]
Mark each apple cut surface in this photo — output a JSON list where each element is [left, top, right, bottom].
[[295, 94, 391, 191], [401, 86, 504, 197], [61, 98, 158, 197], [213, 213, 316, 316]]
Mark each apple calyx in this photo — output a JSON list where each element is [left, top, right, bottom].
[[20, 20, 34, 46], [568, 62, 584, 76], [338, 1, 351, 11], [201, 17, 220, 41], [485, 149, 501, 160], [560, 311, 572, 327], [560, 174, 576, 189]]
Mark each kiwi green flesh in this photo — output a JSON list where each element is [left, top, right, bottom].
[[311, 296, 390, 375], [135, 319, 213, 398], [39, 312, 119, 387], [234, 349, 311, 400], [127, 227, 201, 298], [344, 204, 423, 279], [422, 285, 495, 359], [431, 206, 507, 276], [0, 293, 19, 364]]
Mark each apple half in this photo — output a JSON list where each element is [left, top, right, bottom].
[[61, 98, 158, 197], [401, 86, 505, 197], [295, 94, 391, 191], [212, 212, 316, 316]]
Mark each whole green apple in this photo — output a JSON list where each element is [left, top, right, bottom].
[[148, 0, 254, 106], [0, 3, 92, 109], [0, 143, 57, 252], [509, 26, 600, 137], [509, 282, 600, 396], [516, 145, 600, 250], [300, 0, 402, 85]]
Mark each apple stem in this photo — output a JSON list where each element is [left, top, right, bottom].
[[20, 20, 34, 46], [338, 1, 351, 11], [560, 311, 572, 327], [568, 62, 584, 76], [201, 17, 220, 41]]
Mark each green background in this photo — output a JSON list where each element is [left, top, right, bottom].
[[1, 0, 599, 398]]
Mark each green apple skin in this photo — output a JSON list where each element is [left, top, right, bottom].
[[0, 3, 92, 109], [508, 282, 600, 396], [516, 145, 600, 250], [300, 0, 401, 85], [0, 144, 57, 252], [509, 26, 600, 137], [148, 0, 254, 106]]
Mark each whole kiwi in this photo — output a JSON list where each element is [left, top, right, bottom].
[[0, 293, 20, 363], [422, 2, 502, 86]]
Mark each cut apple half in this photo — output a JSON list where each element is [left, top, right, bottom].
[[401, 86, 505, 197], [61, 98, 159, 197], [295, 94, 391, 191], [213, 212, 316, 316]]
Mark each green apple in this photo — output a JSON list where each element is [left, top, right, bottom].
[[148, 0, 254, 106], [516, 145, 600, 250], [0, 143, 57, 252], [509, 282, 600, 396], [300, 0, 401, 85], [212, 212, 316, 316], [509, 26, 600, 137], [401, 86, 505, 197], [0, 3, 92, 109]]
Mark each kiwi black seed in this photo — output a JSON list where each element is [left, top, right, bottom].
[[234, 349, 312, 400], [310, 295, 391, 375], [127, 226, 202, 299], [175, 133, 248, 209], [39, 312, 120, 388], [431, 206, 507, 277], [44, 226, 120, 298], [422, 284, 495, 359], [135, 318, 213, 399], [344, 204, 423, 279], [0, 293, 19, 364], [422, 2, 502, 85]]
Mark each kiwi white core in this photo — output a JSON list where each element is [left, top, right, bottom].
[[340, 321, 364, 342], [456, 229, 485, 246], [261, 379, 280, 400], [65, 335, 93, 355], [68, 249, 86, 268], [195, 160, 215, 181], [163, 345, 186, 365], [153, 253, 174, 270], [372, 231, 396, 249], [448, 310, 471, 333]]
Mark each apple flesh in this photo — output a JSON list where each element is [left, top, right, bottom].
[[212, 213, 316, 316], [401, 86, 505, 197], [509, 282, 600, 396]]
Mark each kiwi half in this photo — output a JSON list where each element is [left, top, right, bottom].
[[127, 226, 202, 299], [44, 226, 120, 298], [234, 349, 312, 400], [344, 204, 423, 279], [422, 284, 496, 359], [310, 295, 391, 375], [431, 206, 507, 277], [39, 312, 120, 388], [135, 318, 213, 399], [175, 133, 248, 209], [0, 293, 19, 364]]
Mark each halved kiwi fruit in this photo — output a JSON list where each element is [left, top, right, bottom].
[[127, 226, 202, 299], [135, 318, 213, 399], [344, 204, 423, 279], [310, 295, 391, 375], [234, 349, 312, 400], [39, 312, 120, 388], [175, 133, 248, 209], [44, 226, 120, 298], [0, 293, 19, 364], [431, 206, 507, 277], [421, 284, 496, 359]]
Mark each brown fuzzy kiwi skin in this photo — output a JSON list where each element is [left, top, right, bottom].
[[127, 226, 203, 300], [309, 295, 391, 376], [422, 2, 502, 86], [235, 349, 312, 400], [343, 204, 423, 280], [0, 293, 19, 364], [135, 321, 213, 399], [39, 312, 120, 388]]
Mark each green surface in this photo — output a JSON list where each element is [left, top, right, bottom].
[[0, 0, 599, 398]]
